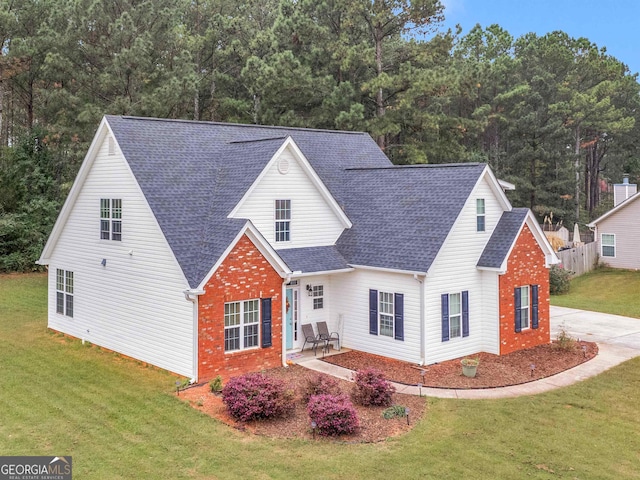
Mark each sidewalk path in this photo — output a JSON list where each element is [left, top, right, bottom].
[[297, 306, 640, 399]]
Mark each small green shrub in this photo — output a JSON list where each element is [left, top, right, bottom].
[[352, 368, 395, 407], [209, 375, 223, 394], [302, 374, 342, 404], [554, 324, 577, 351], [382, 405, 408, 420], [308, 394, 359, 436], [550, 265, 572, 295]]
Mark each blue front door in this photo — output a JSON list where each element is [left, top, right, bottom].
[[285, 287, 298, 349]]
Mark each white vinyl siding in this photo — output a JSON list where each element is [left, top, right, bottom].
[[423, 174, 503, 363], [46, 130, 194, 378], [331, 269, 421, 363], [231, 147, 346, 248], [594, 199, 640, 269]]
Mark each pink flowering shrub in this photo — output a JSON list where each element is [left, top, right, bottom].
[[222, 373, 294, 421], [352, 368, 395, 407], [307, 394, 359, 436], [302, 374, 342, 404]]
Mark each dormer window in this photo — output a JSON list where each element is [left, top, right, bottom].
[[100, 198, 122, 241], [275, 199, 291, 242], [476, 198, 485, 232]]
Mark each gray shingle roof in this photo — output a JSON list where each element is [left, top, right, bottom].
[[477, 208, 529, 269], [277, 246, 350, 273], [106, 116, 390, 287], [336, 163, 487, 273]]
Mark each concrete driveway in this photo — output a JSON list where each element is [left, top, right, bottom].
[[551, 305, 640, 351]]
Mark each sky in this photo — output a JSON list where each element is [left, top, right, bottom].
[[439, 0, 640, 75]]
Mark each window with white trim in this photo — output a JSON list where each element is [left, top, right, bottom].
[[275, 199, 291, 242], [517, 286, 530, 330], [378, 291, 394, 337], [601, 234, 615, 257], [224, 299, 260, 352], [100, 198, 122, 241], [56, 269, 74, 318], [449, 292, 462, 338], [312, 285, 324, 310], [476, 198, 485, 232]]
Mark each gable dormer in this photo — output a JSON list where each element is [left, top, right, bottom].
[[228, 137, 351, 249]]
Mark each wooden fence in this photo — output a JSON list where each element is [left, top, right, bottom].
[[556, 242, 598, 277]]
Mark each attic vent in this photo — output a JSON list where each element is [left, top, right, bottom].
[[108, 136, 115, 155], [278, 157, 290, 175]]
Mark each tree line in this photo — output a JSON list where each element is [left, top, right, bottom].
[[1, 0, 639, 271]]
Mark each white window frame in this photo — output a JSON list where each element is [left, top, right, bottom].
[[312, 285, 324, 310], [275, 199, 291, 242], [518, 285, 530, 330], [100, 198, 122, 241], [449, 292, 462, 338], [224, 299, 260, 352], [378, 291, 394, 337], [56, 269, 74, 318], [601, 233, 616, 258], [476, 198, 485, 232]]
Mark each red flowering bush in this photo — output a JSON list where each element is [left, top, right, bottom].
[[352, 368, 395, 407], [302, 373, 342, 404], [222, 373, 294, 421], [307, 394, 359, 436]]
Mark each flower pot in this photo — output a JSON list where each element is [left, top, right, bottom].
[[461, 360, 478, 378]]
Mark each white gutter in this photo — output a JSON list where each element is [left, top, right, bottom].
[[413, 273, 426, 366], [183, 288, 205, 383], [349, 264, 427, 277]]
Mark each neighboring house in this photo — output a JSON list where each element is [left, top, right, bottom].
[[38, 116, 558, 382], [587, 188, 640, 270]]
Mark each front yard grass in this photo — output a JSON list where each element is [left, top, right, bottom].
[[1, 273, 640, 479], [552, 267, 640, 318]]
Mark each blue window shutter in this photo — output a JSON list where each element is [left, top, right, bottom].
[[394, 293, 404, 341], [261, 298, 272, 348], [514, 288, 522, 333], [369, 289, 378, 335], [441, 294, 450, 342], [531, 284, 539, 329], [462, 290, 469, 337]]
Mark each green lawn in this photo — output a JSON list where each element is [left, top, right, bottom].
[[2, 273, 640, 479], [552, 267, 640, 318]]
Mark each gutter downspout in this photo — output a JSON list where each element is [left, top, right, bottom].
[[413, 273, 426, 366], [184, 288, 205, 383]]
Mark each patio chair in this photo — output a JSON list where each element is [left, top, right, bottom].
[[316, 321, 340, 351], [301, 323, 327, 356]]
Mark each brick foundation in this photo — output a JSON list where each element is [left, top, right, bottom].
[[498, 224, 551, 355], [197, 234, 283, 382]]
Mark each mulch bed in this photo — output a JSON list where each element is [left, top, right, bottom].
[[177, 340, 597, 442], [322, 341, 599, 389], [178, 364, 425, 443]]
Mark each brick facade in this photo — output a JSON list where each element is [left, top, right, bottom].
[[498, 224, 551, 355], [198, 234, 283, 382]]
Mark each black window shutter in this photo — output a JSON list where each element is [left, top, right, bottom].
[[261, 298, 272, 348], [514, 287, 522, 333], [394, 293, 404, 341], [462, 290, 470, 337], [441, 294, 450, 342], [369, 289, 378, 335], [531, 284, 539, 329]]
